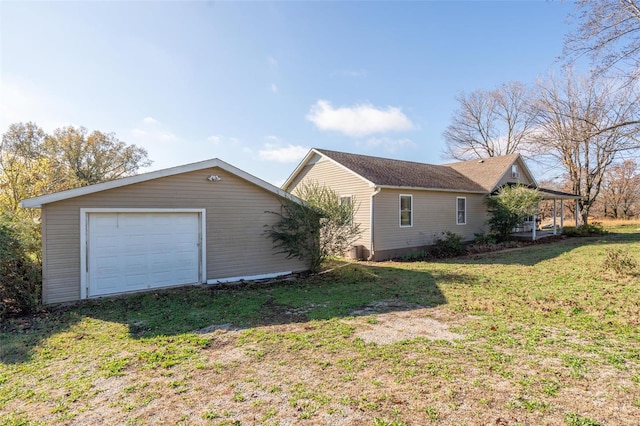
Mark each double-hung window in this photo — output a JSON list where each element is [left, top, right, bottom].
[[456, 197, 466, 225], [400, 194, 412, 227]]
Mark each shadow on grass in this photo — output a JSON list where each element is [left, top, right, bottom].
[[0, 262, 465, 365]]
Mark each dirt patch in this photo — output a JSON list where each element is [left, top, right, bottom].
[[351, 305, 465, 344]]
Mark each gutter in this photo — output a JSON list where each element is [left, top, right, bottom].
[[368, 186, 382, 261]]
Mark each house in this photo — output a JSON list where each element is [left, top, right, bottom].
[[283, 148, 578, 261], [21, 159, 308, 304]]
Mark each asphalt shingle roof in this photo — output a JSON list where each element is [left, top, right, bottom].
[[315, 149, 490, 192], [444, 153, 520, 192]]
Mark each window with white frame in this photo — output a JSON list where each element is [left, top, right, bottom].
[[400, 194, 412, 227], [340, 195, 353, 225], [511, 164, 519, 179], [457, 197, 466, 225]]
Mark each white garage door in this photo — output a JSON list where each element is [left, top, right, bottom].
[[87, 212, 201, 297]]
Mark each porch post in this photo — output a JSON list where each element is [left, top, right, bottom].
[[532, 212, 537, 241], [575, 201, 579, 226], [553, 199, 557, 235], [560, 201, 564, 229]]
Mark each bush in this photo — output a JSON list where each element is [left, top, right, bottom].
[[602, 247, 638, 275], [563, 222, 607, 237], [0, 219, 42, 319], [474, 232, 497, 245], [431, 231, 465, 258], [486, 185, 542, 241]]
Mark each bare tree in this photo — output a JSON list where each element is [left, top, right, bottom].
[[443, 81, 537, 160], [564, 0, 640, 82], [533, 71, 640, 224], [600, 159, 640, 218]]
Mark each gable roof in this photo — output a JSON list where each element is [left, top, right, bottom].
[[445, 153, 537, 192], [21, 158, 301, 208], [285, 148, 531, 194], [314, 149, 487, 192]]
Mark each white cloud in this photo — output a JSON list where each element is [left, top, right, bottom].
[[143, 116, 158, 124], [360, 137, 417, 153], [307, 100, 414, 137], [267, 55, 278, 67], [259, 143, 308, 163], [270, 83, 279, 94]]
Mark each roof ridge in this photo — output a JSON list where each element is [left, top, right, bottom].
[[315, 148, 450, 169]]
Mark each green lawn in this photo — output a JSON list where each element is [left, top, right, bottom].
[[1, 225, 639, 425]]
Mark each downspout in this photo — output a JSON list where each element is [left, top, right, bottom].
[[368, 186, 382, 261]]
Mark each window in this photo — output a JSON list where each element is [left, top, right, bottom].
[[457, 197, 466, 225], [400, 195, 412, 227], [340, 195, 353, 225], [511, 164, 520, 179]]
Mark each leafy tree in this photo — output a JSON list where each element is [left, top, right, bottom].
[[264, 182, 362, 273], [0, 122, 53, 220], [443, 81, 537, 160], [486, 185, 542, 241], [1, 123, 151, 216], [532, 71, 640, 224], [45, 126, 152, 187]]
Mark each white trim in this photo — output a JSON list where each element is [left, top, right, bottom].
[[80, 208, 206, 299], [207, 271, 292, 285], [282, 148, 375, 191], [22, 158, 302, 208], [369, 186, 381, 260], [399, 194, 413, 228], [456, 196, 467, 225]]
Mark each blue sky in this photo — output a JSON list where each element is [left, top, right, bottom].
[[1, 1, 576, 186]]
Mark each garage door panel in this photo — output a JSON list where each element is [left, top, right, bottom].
[[88, 212, 201, 297]]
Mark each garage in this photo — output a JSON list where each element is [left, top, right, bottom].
[[83, 210, 204, 298], [21, 158, 309, 304]]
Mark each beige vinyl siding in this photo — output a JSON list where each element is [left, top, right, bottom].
[[285, 155, 373, 256], [372, 189, 487, 259], [494, 157, 535, 189], [41, 168, 307, 304]]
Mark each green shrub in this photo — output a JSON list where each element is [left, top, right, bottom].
[[431, 231, 465, 258], [474, 232, 497, 245], [486, 185, 541, 241], [602, 247, 638, 275], [563, 222, 607, 237], [0, 219, 42, 319]]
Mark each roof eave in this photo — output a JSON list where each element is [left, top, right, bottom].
[[377, 185, 487, 194]]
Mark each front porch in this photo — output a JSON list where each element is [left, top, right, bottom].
[[511, 187, 583, 241]]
